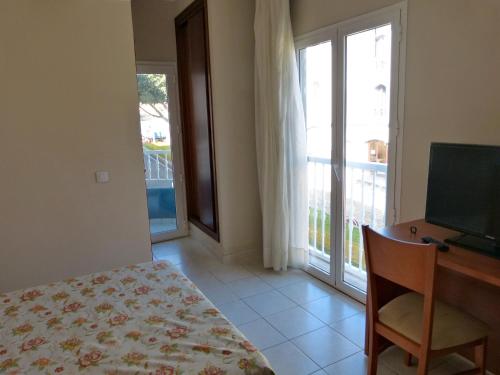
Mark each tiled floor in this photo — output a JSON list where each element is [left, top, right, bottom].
[[149, 218, 177, 235], [152, 237, 483, 375]]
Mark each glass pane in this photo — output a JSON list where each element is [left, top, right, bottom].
[[343, 25, 392, 291], [137, 73, 177, 235], [300, 41, 332, 273]]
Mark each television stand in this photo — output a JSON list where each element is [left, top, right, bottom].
[[445, 234, 500, 259]]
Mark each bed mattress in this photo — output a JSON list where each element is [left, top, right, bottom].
[[0, 261, 273, 374]]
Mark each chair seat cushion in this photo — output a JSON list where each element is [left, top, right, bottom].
[[378, 292, 489, 350]]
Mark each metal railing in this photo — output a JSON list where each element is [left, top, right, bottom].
[[143, 150, 173, 188], [344, 159, 387, 281], [308, 156, 387, 281], [308, 157, 332, 260]]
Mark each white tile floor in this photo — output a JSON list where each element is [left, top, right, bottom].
[[152, 237, 484, 375]]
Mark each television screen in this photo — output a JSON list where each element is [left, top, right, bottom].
[[425, 143, 500, 241]]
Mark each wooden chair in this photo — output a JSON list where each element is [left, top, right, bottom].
[[362, 225, 489, 375]]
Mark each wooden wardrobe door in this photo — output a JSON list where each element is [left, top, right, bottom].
[[175, 0, 219, 240]]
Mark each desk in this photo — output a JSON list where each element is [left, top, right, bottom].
[[365, 219, 500, 372]]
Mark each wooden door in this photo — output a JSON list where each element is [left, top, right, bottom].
[[175, 0, 219, 240]]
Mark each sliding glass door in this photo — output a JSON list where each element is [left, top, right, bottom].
[[296, 4, 406, 301], [136, 63, 188, 243]]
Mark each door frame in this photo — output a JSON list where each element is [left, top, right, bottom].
[[137, 61, 188, 243], [295, 2, 407, 302]]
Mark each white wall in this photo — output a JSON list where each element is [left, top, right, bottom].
[[291, 0, 500, 222], [206, 0, 262, 260], [0, 0, 152, 292], [131, 0, 179, 62]]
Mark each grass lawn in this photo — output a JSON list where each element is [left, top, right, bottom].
[[309, 208, 365, 269], [143, 143, 170, 151], [143, 143, 172, 160]]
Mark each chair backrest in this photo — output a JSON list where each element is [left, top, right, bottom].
[[362, 225, 438, 295], [363, 225, 440, 358]]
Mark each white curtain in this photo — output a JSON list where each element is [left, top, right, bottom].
[[254, 0, 308, 271]]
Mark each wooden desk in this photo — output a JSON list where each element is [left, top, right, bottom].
[[366, 219, 500, 372]]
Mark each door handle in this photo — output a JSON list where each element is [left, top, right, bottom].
[[333, 163, 341, 182]]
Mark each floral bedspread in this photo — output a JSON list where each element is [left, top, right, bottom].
[[0, 262, 274, 375]]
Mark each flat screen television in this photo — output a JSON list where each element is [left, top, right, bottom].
[[425, 143, 500, 257]]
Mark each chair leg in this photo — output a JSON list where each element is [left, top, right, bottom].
[[404, 352, 413, 367], [474, 338, 487, 375], [368, 329, 379, 375], [417, 352, 429, 375]]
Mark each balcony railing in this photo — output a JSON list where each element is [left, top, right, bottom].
[[308, 156, 387, 286], [144, 150, 174, 188]]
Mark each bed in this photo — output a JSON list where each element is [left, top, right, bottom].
[[0, 261, 274, 374]]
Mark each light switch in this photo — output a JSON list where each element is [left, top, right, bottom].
[[95, 171, 110, 183]]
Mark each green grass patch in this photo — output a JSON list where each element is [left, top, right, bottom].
[[309, 208, 365, 269], [143, 144, 172, 160], [143, 143, 170, 151]]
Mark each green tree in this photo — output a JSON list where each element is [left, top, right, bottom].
[[137, 74, 168, 120]]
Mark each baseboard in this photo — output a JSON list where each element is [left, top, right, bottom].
[[188, 223, 262, 265], [188, 223, 224, 259]]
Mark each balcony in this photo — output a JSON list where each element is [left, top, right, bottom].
[[144, 149, 174, 188], [143, 150, 176, 234], [308, 156, 388, 291]]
